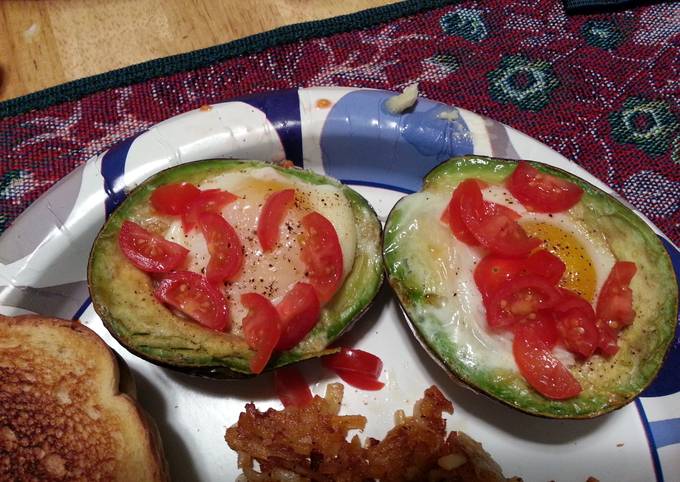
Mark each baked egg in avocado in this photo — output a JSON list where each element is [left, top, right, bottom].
[[88, 160, 383, 378], [383, 155, 677, 418]]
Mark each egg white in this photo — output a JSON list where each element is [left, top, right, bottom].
[[165, 167, 357, 332], [402, 185, 617, 372]]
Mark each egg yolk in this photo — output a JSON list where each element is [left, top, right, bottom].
[[227, 178, 314, 212], [522, 221, 596, 302]]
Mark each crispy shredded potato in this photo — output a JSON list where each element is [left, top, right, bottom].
[[226, 384, 521, 482]]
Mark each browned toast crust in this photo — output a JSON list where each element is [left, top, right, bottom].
[[0, 315, 168, 482]]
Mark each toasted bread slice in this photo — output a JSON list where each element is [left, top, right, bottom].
[[0, 315, 168, 481]]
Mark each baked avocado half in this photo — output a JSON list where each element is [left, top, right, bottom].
[[89, 160, 383, 378], [383, 155, 677, 418]]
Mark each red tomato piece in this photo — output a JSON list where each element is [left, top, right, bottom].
[[554, 288, 599, 358], [526, 250, 566, 285], [443, 182, 480, 246], [182, 189, 238, 233], [154, 271, 230, 331], [488, 203, 521, 221], [467, 214, 540, 257], [241, 293, 282, 374], [150, 182, 201, 215], [458, 180, 540, 257], [513, 312, 559, 349], [507, 161, 584, 213], [198, 212, 244, 284], [595, 320, 620, 357], [333, 370, 385, 391], [257, 189, 296, 252], [274, 366, 313, 408], [275, 282, 321, 351], [596, 261, 637, 327], [323, 348, 383, 379], [554, 288, 594, 314], [443, 181, 521, 247], [118, 220, 189, 273], [555, 308, 598, 358], [513, 320, 582, 400], [486, 275, 561, 329], [300, 212, 344, 303], [474, 255, 528, 301]]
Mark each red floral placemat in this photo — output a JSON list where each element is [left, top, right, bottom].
[[0, 0, 678, 242]]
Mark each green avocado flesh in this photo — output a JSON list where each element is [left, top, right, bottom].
[[88, 160, 383, 377], [383, 155, 678, 418]]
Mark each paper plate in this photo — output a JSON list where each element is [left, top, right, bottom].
[[1, 87, 678, 481]]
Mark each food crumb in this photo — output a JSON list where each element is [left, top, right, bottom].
[[22, 23, 40, 42], [437, 110, 460, 121], [385, 83, 419, 114]]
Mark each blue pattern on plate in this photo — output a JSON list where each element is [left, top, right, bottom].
[[7, 86, 674, 482], [72, 297, 92, 321], [642, 237, 680, 397], [650, 417, 680, 449], [101, 133, 142, 216], [237, 89, 303, 166], [320, 90, 474, 192], [636, 398, 665, 482]]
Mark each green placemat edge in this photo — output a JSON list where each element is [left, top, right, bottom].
[[0, 0, 457, 119]]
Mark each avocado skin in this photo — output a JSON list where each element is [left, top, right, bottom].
[[383, 155, 678, 419], [88, 160, 383, 378]]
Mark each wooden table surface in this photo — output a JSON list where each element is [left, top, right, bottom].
[[0, 0, 394, 101]]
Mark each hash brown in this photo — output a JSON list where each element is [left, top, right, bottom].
[[226, 383, 520, 481]]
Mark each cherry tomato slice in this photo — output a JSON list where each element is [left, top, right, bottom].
[[513, 320, 582, 400], [526, 249, 566, 285], [154, 271, 230, 331], [118, 220, 189, 273], [513, 311, 559, 348], [443, 182, 480, 246], [182, 189, 238, 233], [323, 348, 383, 379], [333, 369, 385, 391], [468, 214, 540, 257], [258, 189, 295, 252], [488, 203, 521, 221], [458, 180, 540, 257], [443, 181, 521, 246], [275, 282, 321, 351], [474, 255, 528, 301], [596, 261, 637, 327], [610, 260, 637, 284], [486, 275, 561, 329], [241, 293, 281, 374], [556, 308, 598, 358], [198, 212, 244, 284], [300, 212, 344, 303], [274, 366, 313, 408], [507, 161, 584, 213], [150, 182, 201, 215], [554, 288, 594, 314], [595, 319, 620, 357]]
